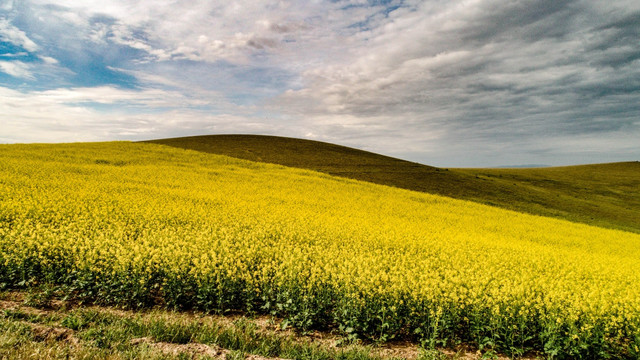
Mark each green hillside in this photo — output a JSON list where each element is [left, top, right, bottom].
[[147, 134, 640, 233]]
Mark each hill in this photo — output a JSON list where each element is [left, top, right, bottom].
[[147, 135, 640, 233], [2, 141, 639, 358]]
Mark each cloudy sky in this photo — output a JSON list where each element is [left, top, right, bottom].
[[1, 0, 639, 166]]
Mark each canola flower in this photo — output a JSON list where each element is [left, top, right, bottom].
[[0, 142, 639, 358]]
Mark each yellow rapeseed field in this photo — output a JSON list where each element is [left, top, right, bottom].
[[0, 142, 638, 358]]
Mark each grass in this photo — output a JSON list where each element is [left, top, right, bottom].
[[147, 134, 640, 233], [0, 290, 455, 360]]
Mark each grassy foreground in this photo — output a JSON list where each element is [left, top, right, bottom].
[[148, 135, 640, 233], [1, 142, 640, 359], [0, 291, 420, 360]]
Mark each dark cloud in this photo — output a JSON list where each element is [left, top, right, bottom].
[[457, 0, 579, 43], [246, 36, 278, 50], [273, 0, 640, 165], [268, 22, 310, 33]]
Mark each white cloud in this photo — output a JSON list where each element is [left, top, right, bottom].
[[88, 22, 110, 45], [0, 86, 274, 143], [0, 60, 35, 79], [32, 86, 210, 107], [0, 18, 39, 52], [0, 52, 28, 58], [1, 1, 14, 11], [24, 0, 386, 66], [39, 56, 59, 64]]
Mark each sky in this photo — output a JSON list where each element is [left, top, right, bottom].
[[1, 0, 639, 167]]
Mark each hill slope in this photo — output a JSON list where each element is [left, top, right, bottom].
[[2, 141, 640, 358], [147, 135, 640, 233]]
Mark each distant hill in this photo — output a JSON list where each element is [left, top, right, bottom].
[[495, 164, 550, 168], [146, 135, 640, 233]]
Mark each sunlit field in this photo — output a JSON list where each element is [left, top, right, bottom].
[[1, 142, 639, 359], [151, 135, 640, 234]]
